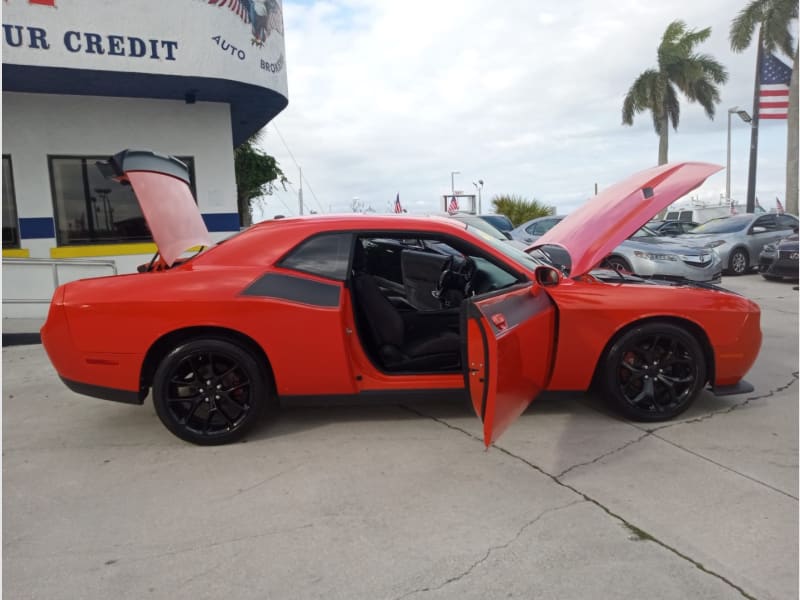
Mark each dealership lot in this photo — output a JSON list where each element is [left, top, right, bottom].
[[3, 274, 797, 600]]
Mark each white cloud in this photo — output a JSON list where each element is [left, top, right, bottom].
[[256, 0, 795, 220]]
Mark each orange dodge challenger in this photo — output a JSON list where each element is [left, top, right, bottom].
[[41, 150, 761, 446]]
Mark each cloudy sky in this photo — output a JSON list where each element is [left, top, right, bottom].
[[254, 0, 795, 219]]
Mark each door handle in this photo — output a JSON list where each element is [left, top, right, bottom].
[[491, 313, 508, 330]]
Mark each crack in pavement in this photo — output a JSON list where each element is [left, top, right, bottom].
[[647, 371, 799, 432], [392, 499, 586, 600], [555, 431, 651, 479], [95, 524, 315, 566], [400, 405, 759, 600], [217, 464, 302, 501]]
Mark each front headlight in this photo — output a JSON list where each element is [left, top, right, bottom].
[[705, 240, 726, 249], [633, 251, 678, 261]]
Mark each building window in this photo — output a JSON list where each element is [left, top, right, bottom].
[[3, 156, 20, 248], [48, 155, 196, 246]]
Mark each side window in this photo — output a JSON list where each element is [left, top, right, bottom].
[[753, 215, 776, 231], [280, 233, 353, 281], [528, 219, 552, 236], [2, 155, 20, 248], [776, 214, 798, 230], [49, 155, 197, 246], [525, 223, 538, 235]]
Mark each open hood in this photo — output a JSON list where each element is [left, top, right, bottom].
[[531, 162, 722, 277], [98, 149, 214, 267]]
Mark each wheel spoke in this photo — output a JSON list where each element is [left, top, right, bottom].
[[217, 404, 235, 427], [178, 398, 204, 424], [224, 381, 250, 394], [631, 378, 659, 410], [167, 392, 200, 403], [655, 377, 678, 405], [202, 408, 214, 433], [620, 361, 644, 376], [659, 373, 694, 385]]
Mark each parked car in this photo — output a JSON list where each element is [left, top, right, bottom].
[[512, 216, 721, 282], [509, 215, 562, 244], [604, 226, 722, 282], [41, 152, 761, 446], [675, 213, 799, 275], [646, 219, 700, 236], [476, 214, 514, 235], [758, 232, 799, 281]]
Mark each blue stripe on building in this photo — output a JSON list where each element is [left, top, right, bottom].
[[19, 217, 55, 239], [202, 212, 240, 232]]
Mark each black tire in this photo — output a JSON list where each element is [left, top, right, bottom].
[[601, 322, 706, 422], [603, 256, 632, 274], [152, 338, 270, 445], [728, 248, 749, 275]]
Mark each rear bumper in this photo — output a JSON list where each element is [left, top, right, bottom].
[[42, 286, 143, 402], [61, 377, 143, 405]]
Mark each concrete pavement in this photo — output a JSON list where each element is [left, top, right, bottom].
[[3, 274, 797, 600]]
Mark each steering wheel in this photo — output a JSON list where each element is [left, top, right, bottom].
[[435, 255, 476, 308]]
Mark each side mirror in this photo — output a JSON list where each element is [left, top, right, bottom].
[[751, 226, 767, 234], [534, 265, 561, 287]]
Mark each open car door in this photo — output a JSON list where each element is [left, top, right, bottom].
[[464, 283, 556, 447]]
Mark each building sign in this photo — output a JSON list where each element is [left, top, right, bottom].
[[2, 0, 287, 95]]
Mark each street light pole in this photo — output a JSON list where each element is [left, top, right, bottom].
[[726, 107, 752, 203], [473, 179, 484, 214], [298, 165, 304, 215], [450, 171, 460, 196]]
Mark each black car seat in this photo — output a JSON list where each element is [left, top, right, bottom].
[[400, 249, 450, 310], [352, 272, 461, 371]]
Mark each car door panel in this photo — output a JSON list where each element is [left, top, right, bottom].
[[464, 284, 556, 446]]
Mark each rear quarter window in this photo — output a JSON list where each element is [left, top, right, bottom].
[[280, 233, 353, 281]]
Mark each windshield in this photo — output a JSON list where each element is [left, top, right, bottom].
[[687, 215, 750, 234], [452, 216, 507, 241], [464, 225, 544, 270], [631, 226, 658, 238]]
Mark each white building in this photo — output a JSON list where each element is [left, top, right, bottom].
[[2, 0, 288, 315]]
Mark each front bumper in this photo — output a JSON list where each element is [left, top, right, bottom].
[[759, 253, 799, 279], [628, 253, 723, 283], [710, 380, 754, 396]]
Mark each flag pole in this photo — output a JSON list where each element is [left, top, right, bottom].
[[745, 31, 764, 214]]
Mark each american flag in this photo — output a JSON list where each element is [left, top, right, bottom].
[[448, 196, 459, 214], [776, 197, 785, 214], [394, 193, 403, 214], [759, 52, 792, 120]]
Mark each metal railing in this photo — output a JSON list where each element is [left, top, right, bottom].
[[2, 257, 118, 304]]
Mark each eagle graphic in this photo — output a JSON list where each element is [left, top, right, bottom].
[[205, 0, 284, 47]]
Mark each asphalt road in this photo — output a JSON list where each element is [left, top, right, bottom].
[[3, 274, 797, 600]]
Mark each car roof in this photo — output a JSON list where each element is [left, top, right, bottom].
[[252, 213, 472, 234]]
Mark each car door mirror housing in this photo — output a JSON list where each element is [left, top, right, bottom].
[[752, 226, 767, 234], [535, 266, 561, 287]]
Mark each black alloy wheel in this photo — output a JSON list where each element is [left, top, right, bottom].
[[728, 248, 749, 276], [153, 338, 269, 445], [602, 322, 706, 421]]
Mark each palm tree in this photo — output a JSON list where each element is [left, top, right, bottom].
[[730, 0, 798, 215], [622, 20, 729, 165]]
